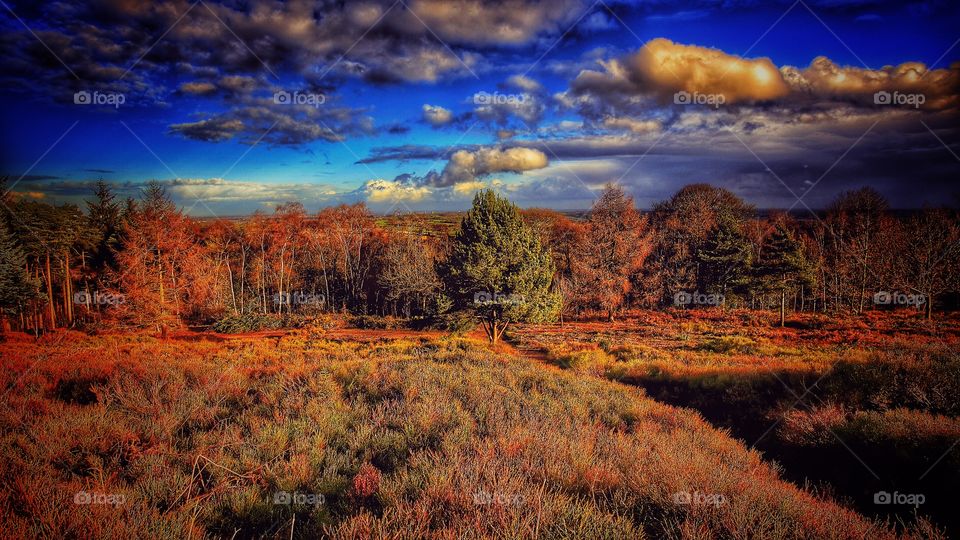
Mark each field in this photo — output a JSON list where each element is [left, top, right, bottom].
[[0, 310, 955, 539]]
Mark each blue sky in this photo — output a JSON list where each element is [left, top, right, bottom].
[[1, 0, 958, 215]]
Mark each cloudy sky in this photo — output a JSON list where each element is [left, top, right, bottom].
[[1, 0, 958, 215]]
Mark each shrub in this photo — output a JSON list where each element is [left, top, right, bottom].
[[699, 335, 757, 354]]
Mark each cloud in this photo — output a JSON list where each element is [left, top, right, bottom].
[[179, 81, 218, 95], [506, 74, 543, 93], [356, 179, 432, 203], [168, 117, 246, 143], [403, 0, 592, 46], [423, 104, 454, 126], [569, 38, 789, 110], [472, 75, 548, 129], [451, 180, 493, 196], [601, 116, 661, 133], [782, 57, 959, 110], [438, 146, 549, 186], [169, 94, 376, 145], [567, 38, 960, 118]]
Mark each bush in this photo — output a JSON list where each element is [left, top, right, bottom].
[[210, 313, 309, 333], [698, 335, 757, 354], [349, 315, 405, 330]]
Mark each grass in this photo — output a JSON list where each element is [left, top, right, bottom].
[[511, 309, 960, 536], [0, 330, 937, 539]]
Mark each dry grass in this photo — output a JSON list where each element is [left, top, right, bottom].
[[0, 329, 934, 539], [512, 309, 960, 536]]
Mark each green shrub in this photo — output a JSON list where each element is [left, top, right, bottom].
[[698, 335, 756, 354]]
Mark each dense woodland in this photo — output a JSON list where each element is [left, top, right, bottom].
[[1, 177, 958, 335]]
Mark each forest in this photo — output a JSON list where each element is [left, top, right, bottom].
[[2, 178, 957, 337]]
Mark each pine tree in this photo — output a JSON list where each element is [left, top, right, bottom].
[[0, 221, 40, 332], [756, 223, 815, 326], [698, 217, 752, 303], [441, 190, 560, 344]]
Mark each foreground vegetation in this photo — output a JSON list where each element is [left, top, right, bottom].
[[0, 329, 941, 539], [514, 309, 960, 534]]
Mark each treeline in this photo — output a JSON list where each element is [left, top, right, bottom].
[[0, 178, 957, 334]]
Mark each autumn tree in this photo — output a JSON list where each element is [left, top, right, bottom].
[[824, 188, 896, 313], [442, 190, 559, 344], [378, 229, 440, 317], [898, 208, 960, 319], [314, 203, 383, 313], [648, 184, 753, 303], [575, 184, 651, 320], [117, 181, 196, 333]]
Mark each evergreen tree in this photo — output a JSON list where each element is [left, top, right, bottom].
[[0, 221, 40, 332], [84, 180, 123, 310], [698, 217, 752, 302], [441, 190, 560, 343], [756, 223, 815, 326]]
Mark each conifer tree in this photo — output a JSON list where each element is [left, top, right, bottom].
[[441, 190, 559, 343], [698, 216, 752, 302], [756, 222, 815, 326], [0, 221, 40, 332]]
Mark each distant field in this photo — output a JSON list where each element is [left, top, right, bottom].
[[0, 325, 944, 539]]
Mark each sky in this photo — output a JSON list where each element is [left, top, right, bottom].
[[1, 0, 958, 216]]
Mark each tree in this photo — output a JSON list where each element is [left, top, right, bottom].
[[441, 190, 559, 344], [898, 208, 960, 319], [0, 221, 40, 333], [698, 216, 753, 303], [824, 188, 895, 313], [648, 184, 753, 303], [86, 180, 122, 282], [575, 184, 651, 320], [756, 222, 815, 326], [521, 208, 584, 323], [379, 229, 440, 317], [116, 181, 196, 333], [313, 203, 383, 313]]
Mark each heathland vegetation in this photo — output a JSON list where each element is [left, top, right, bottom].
[[1, 179, 958, 538], [0, 331, 947, 538]]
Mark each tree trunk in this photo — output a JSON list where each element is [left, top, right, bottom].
[[780, 289, 786, 327], [44, 254, 56, 329]]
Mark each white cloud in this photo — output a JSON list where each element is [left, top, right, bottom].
[[422, 104, 454, 126]]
